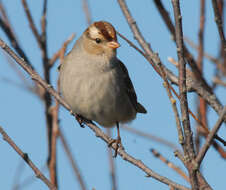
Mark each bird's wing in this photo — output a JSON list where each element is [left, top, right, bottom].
[[118, 60, 147, 114]]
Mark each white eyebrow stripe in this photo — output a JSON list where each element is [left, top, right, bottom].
[[89, 26, 101, 38]]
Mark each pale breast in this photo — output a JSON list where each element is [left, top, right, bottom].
[[59, 52, 136, 127]]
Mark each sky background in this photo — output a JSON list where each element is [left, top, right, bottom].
[[0, 0, 226, 190]]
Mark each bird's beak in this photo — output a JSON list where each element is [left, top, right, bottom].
[[107, 41, 120, 49]]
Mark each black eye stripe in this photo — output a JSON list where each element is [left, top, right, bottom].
[[95, 38, 101, 43]]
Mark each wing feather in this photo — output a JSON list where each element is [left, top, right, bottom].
[[118, 60, 147, 114]]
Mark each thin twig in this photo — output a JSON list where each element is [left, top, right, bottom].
[[82, 0, 92, 26], [174, 150, 187, 167], [21, 0, 42, 48], [117, 31, 146, 58], [119, 30, 224, 140], [184, 37, 221, 70], [197, 0, 207, 131], [3, 54, 32, 89], [211, 0, 226, 54], [0, 126, 56, 190], [117, 0, 224, 125], [0, 2, 32, 68], [49, 104, 59, 187], [107, 129, 118, 190], [39, 0, 54, 176], [150, 148, 189, 183], [168, 57, 226, 145], [0, 1, 8, 22], [195, 106, 226, 168], [12, 165, 47, 190], [49, 33, 75, 67], [22, 0, 52, 168], [213, 77, 226, 87], [157, 62, 185, 149], [153, 0, 224, 120], [121, 125, 178, 151], [49, 34, 73, 187], [0, 38, 190, 190], [171, 0, 198, 189], [117, 32, 225, 146], [58, 130, 87, 190], [154, 0, 212, 93], [197, 126, 226, 159], [11, 160, 25, 190], [195, 0, 206, 155]]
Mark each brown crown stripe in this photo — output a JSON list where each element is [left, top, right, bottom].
[[94, 21, 117, 42]]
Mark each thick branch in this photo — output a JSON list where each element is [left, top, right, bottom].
[[171, 0, 198, 189]]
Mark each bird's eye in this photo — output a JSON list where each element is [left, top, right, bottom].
[[95, 38, 101, 43]]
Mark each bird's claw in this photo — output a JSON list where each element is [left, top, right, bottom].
[[75, 115, 85, 128], [108, 136, 122, 157]]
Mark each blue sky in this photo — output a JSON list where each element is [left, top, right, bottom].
[[0, 0, 226, 189]]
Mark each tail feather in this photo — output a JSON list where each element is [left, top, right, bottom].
[[137, 103, 147, 114]]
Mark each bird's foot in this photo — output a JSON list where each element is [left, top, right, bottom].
[[75, 115, 85, 128], [108, 136, 122, 157]]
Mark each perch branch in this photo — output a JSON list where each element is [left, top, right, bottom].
[[0, 38, 190, 190]]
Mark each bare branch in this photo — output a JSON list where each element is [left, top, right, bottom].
[[117, 33, 217, 142], [121, 125, 178, 151], [0, 38, 190, 190], [82, 0, 92, 26], [49, 33, 75, 67], [197, 126, 226, 159], [211, 0, 226, 54], [171, 0, 198, 188], [213, 77, 226, 87], [21, 0, 42, 48], [153, 0, 225, 120], [49, 105, 59, 187], [157, 62, 185, 149], [0, 2, 32, 68], [184, 37, 222, 69], [0, 126, 56, 190], [11, 160, 25, 190], [197, 0, 207, 133], [151, 148, 189, 183], [58, 130, 87, 190], [195, 106, 226, 168], [107, 129, 118, 190]]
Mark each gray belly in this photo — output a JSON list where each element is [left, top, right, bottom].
[[60, 66, 136, 127]]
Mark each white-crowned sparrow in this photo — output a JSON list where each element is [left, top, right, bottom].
[[59, 21, 146, 156]]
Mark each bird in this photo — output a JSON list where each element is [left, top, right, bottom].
[[59, 21, 147, 156]]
